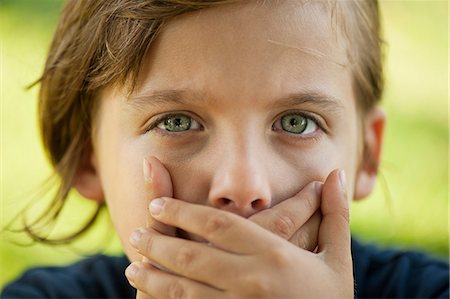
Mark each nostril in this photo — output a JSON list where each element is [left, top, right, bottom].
[[212, 197, 269, 211], [251, 199, 267, 210], [218, 198, 232, 206]]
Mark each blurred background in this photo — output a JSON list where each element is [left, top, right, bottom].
[[0, 0, 448, 289]]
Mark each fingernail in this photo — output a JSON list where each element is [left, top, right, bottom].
[[315, 182, 323, 196], [338, 170, 347, 192], [143, 158, 152, 183], [129, 228, 144, 247], [150, 198, 165, 215], [125, 263, 141, 280]]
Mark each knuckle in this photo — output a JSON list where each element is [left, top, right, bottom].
[[167, 280, 186, 299], [303, 193, 318, 212], [204, 213, 231, 238], [141, 234, 154, 255], [241, 273, 270, 297], [266, 247, 290, 268], [175, 246, 196, 273], [340, 206, 350, 223], [270, 213, 296, 239]]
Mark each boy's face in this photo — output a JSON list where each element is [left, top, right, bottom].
[[91, 2, 365, 261]]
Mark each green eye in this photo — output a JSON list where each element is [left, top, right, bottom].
[[278, 113, 318, 135], [281, 114, 308, 134], [157, 115, 192, 132]]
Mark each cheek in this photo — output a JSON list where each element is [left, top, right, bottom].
[[271, 139, 359, 202], [96, 133, 151, 262]]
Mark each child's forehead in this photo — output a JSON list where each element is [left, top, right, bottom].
[[161, 0, 348, 61], [115, 1, 356, 114], [132, 0, 350, 86]]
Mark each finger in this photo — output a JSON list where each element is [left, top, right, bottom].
[[126, 262, 225, 299], [130, 227, 246, 290], [136, 290, 154, 299], [288, 209, 321, 251], [149, 197, 281, 253], [249, 181, 321, 242], [317, 169, 351, 265], [144, 156, 176, 236]]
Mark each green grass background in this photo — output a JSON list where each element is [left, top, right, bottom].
[[1, 0, 448, 289]]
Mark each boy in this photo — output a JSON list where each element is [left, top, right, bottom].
[[2, 0, 449, 298]]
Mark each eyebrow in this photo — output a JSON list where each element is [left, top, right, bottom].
[[127, 88, 344, 114], [270, 91, 344, 114], [127, 89, 200, 113]]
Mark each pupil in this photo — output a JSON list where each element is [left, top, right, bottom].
[[290, 118, 299, 126], [174, 118, 182, 127]]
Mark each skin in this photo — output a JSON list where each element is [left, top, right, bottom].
[[74, 1, 385, 298]]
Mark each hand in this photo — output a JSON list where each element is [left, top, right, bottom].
[[126, 169, 353, 298], [135, 156, 323, 298], [136, 156, 323, 298], [144, 157, 322, 251]]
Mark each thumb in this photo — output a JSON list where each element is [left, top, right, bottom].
[[143, 156, 176, 236], [317, 169, 351, 266]]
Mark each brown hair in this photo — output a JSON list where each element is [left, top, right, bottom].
[[23, 0, 383, 244]]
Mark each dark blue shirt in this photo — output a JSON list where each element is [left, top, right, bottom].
[[2, 239, 449, 298]]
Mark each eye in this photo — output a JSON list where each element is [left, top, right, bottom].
[[155, 114, 201, 132], [274, 113, 318, 135]]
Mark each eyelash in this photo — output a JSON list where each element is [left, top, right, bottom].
[[145, 111, 327, 136]]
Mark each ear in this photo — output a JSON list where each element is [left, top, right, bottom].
[[354, 106, 386, 200], [73, 141, 104, 202]]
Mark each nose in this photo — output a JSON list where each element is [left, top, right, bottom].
[[207, 137, 271, 218]]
